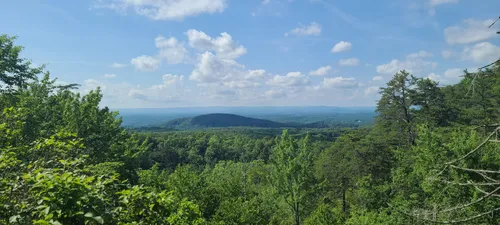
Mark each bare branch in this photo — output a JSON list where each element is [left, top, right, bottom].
[[403, 207, 500, 224], [440, 185, 500, 213], [434, 179, 498, 186], [472, 184, 500, 198], [449, 165, 500, 174], [445, 126, 500, 166]]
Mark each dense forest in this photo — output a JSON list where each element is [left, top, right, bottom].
[[1, 33, 500, 225]]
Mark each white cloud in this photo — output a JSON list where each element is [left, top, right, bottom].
[[444, 68, 463, 78], [128, 89, 148, 100], [223, 80, 261, 89], [407, 50, 433, 58], [262, 0, 271, 4], [444, 19, 497, 45], [331, 41, 352, 53], [285, 22, 322, 37], [267, 72, 310, 87], [322, 77, 358, 89], [190, 52, 234, 83], [364, 86, 379, 96], [84, 79, 106, 90], [309, 65, 333, 76], [131, 55, 161, 72], [155, 36, 188, 64], [427, 68, 463, 85], [245, 69, 266, 80], [339, 58, 360, 66], [186, 29, 247, 59], [376, 51, 437, 75], [151, 74, 184, 90], [94, 0, 228, 20], [111, 62, 127, 68], [462, 42, 500, 63], [372, 76, 383, 81], [190, 51, 266, 89], [103, 74, 117, 78], [427, 72, 441, 81], [264, 89, 286, 99]]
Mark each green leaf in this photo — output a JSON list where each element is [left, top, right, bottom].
[[44, 206, 50, 215], [93, 216, 104, 224], [51, 220, 62, 225], [84, 212, 93, 218], [9, 215, 20, 223]]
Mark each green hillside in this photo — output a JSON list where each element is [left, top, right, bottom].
[[163, 113, 290, 129]]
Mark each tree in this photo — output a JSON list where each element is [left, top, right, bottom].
[[377, 70, 418, 146], [271, 130, 315, 225], [0, 35, 45, 92]]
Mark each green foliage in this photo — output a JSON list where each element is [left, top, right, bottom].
[[114, 186, 205, 225], [0, 34, 45, 92], [271, 130, 316, 225]]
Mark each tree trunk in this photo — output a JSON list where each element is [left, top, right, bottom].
[[294, 207, 300, 225], [342, 177, 348, 214]]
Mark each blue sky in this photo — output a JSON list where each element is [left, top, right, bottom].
[[1, 0, 499, 108]]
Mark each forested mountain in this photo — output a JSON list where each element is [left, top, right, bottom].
[[158, 113, 364, 130], [163, 113, 290, 129], [1, 34, 500, 225]]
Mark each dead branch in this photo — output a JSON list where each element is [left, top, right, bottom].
[[445, 126, 500, 165]]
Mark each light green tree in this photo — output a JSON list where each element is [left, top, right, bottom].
[[271, 130, 315, 225]]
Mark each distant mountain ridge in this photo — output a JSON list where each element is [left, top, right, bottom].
[[163, 113, 291, 129]]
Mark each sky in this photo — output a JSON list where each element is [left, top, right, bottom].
[[1, 0, 499, 108]]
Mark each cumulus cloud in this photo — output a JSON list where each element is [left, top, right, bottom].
[[245, 69, 266, 80], [331, 41, 352, 53], [364, 86, 379, 96], [190, 52, 234, 83], [264, 89, 286, 99], [427, 72, 442, 81], [462, 42, 500, 63], [131, 55, 161, 72], [372, 76, 383, 81], [267, 72, 310, 87], [155, 36, 188, 64], [321, 77, 359, 89], [103, 74, 117, 78], [376, 51, 437, 75], [339, 58, 360, 66], [444, 68, 463, 79], [426, 68, 464, 85], [189, 52, 266, 89], [111, 62, 127, 68], [83, 79, 106, 92], [186, 29, 247, 60], [309, 65, 333, 76], [94, 0, 228, 20], [151, 74, 184, 90], [128, 89, 148, 100], [444, 19, 497, 45], [129, 35, 188, 72], [285, 22, 322, 36], [223, 80, 261, 89]]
